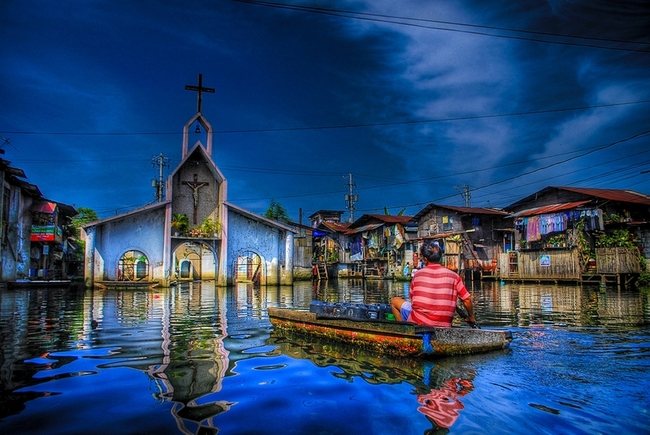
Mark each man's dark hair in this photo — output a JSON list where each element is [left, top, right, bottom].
[[420, 240, 443, 263]]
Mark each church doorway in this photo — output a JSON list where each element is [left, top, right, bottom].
[[234, 251, 264, 285], [118, 250, 149, 281], [173, 242, 217, 281]]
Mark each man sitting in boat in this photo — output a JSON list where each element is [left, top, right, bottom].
[[390, 239, 476, 327]]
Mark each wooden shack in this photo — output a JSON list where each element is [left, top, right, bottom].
[[501, 186, 649, 286], [308, 209, 349, 280], [412, 204, 511, 279], [344, 214, 413, 279]]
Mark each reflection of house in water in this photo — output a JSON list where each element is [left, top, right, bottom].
[[506, 284, 646, 327], [82, 75, 295, 288], [515, 285, 583, 326]]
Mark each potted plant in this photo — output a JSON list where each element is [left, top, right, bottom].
[[200, 217, 221, 238], [171, 213, 189, 236]]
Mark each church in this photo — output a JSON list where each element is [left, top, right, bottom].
[[83, 75, 295, 287]]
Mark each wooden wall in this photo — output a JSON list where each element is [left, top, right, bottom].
[[498, 247, 641, 280], [498, 249, 581, 280], [595, 248, 641, 273]]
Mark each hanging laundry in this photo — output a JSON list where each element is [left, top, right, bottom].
[[393, 225, 404, 249], [527, 216, 541, 241]]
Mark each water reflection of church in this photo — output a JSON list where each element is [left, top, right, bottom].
[[101, 282, 288, 432], [83, 75, 294, 287]]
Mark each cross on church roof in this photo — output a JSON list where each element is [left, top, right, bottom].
[[184, 73, 215, 113]]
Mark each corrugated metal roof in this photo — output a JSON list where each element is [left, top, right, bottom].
[[433, 205, 508, 215], [83, 201, 170, 227], [345, 222, 384, 234], [364, 214, 413, 224], [513, 200, 590, 217], [320, 221, 350, 232], [506, 186, 650, 210], [557, 187, 650, 205], [413, 203, 508, 220], [347, 214, 413, 230]]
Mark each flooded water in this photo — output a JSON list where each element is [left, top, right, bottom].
[[0, 280, 648, 434]]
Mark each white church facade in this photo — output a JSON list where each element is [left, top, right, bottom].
[[83, 75, 295, 287]]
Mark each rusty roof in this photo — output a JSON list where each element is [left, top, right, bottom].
[[512, 200, 591, 217], [348, 214, 413, 229], [320, 221, 351, 232], [413, 203, 508, 220], [556, 186, 650, 205], [507, 186, 650, 210], [345, 222, 384, 235]]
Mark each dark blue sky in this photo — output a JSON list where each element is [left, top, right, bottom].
[[2, 0, 649, 221]]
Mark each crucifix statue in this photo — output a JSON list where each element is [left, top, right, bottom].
[[183, 173, 209, 224], [184, 73, 215, 113]]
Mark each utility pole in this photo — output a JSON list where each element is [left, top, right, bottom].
[[152, 153, 169, 201], [345, 173, 358, 223], [0, 137, 9, 154], [461, 184, 471, 207]]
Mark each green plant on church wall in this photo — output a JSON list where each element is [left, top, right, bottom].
[[188, 216, 222, 238], [171, 213, 189, 235]]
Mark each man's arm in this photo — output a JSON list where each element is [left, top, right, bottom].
[[462, 297, 477, 327]]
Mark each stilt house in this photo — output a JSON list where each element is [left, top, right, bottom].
[[345, 214, 413, 279], [411, 204, 510, 278], [502, 186, 650, 286], [0, 156, 78, 285]]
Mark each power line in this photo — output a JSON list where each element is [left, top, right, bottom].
[[235, 0, 650, 53], [10, 125, 648, 209], [2, 99, 649, 136], [173, 131, 650, 204], [239, 0, 649, 46], [469, 129, 650, 193], [354, 129, 650, 212], [472, 155, 650, 207], [215, 100, 650, 133]]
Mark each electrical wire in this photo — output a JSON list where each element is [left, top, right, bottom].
[[2, 99, 649, 136], [352, 129, 650, 212], [234, 0, 650, 53]]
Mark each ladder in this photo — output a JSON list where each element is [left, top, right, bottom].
[[317, 262, 328, 280]]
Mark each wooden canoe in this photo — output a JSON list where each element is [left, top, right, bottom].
[[268, 307, 512, 358]]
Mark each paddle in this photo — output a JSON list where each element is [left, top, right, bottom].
[[455, 304, 480, 329]]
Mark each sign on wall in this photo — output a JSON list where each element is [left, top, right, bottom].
[[30, 225, 62, 243], [540, 254, 551, 267]]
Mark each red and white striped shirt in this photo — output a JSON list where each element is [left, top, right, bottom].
[[408, 264, 470, 327]]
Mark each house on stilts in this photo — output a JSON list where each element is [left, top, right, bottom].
[[410, 204, 510, 281], [501, 186, 649, 287]]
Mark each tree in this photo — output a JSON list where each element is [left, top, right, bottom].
[[66, 207, 98, 270], [70, 207, 99, 236], [384, 207, 406, 216], [264, 199, 290, 223]]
